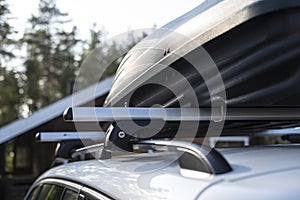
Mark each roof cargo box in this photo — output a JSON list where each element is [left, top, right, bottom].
[[104, 0, 300, 135]]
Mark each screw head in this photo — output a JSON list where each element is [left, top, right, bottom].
[[118, 131, 126, 139]]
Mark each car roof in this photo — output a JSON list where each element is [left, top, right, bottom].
[[37, 152, 206, 199], [36, 145, 300, 199], [201, 146, 300, 199]]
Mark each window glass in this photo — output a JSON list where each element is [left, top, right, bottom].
[[27, 185, 41, 200], [4, 142, 14, 173], [84, 195, 98, 200], [4, 138, 33, 174], [15, 146, 30, 168], [38, 184, 64, 200], [62, 189, 78, 200]]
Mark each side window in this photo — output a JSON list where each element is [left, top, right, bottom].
[[27, 185, 42, 200], [27, 180, 112, 200], [4, 138, 33, 175], [38, 184, 64, 200], [62, 189, 78, 200]]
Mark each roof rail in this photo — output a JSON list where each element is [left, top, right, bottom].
[[134, 140, 232, 175], [70, 139, 232, 175], [71, 143, 104, 159]]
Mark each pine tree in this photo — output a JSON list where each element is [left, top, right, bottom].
[[0, 69, 21, 126], [23, 0, 79, 111], [76, 25, 145, 90], [0, 0, 21, 126], [0, 0, 15, 62], [53, 26, 80, 97]]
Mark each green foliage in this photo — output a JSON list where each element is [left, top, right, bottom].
[[76, 26, 148, 90], [0, 0, 15, 61], [76, 26, 122, 89], [0, 0, 20, 126], [4, 142, 14, 173], [0, 0, 151, 127], [23, 0, 79, 111], [0, 69, 21, 126]]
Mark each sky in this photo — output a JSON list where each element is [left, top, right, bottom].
[[7, 0, 203, 39]]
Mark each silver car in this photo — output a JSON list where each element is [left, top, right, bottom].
[[25, 140, 300, 200], [25, 0, 300, 199]]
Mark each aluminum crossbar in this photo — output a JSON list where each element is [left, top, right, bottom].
[[36, 132, 106, 142], [63, 107, 300, 122]]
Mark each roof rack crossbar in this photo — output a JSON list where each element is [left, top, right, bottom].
[[36, 132, 106, 142], [63, 107, 300, 122], [257, 127, 300, 136], [63, 107, 220, 122]]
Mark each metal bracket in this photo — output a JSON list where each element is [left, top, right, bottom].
[[100, 122, 135, 159]]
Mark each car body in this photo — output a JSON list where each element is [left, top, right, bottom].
[[25, 144, 300, 200]]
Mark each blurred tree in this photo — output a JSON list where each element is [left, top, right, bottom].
[[75, 24, 113, 90], [0, 69, 21, 127], [88, 23, 102, 52], [0, 0, 152, 127], [53, 27, 80, 97], [0, 0, 21, 126], [0, 0, 15, 61], [75, 25, 148, 91], [23, 0, 79, 112]]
